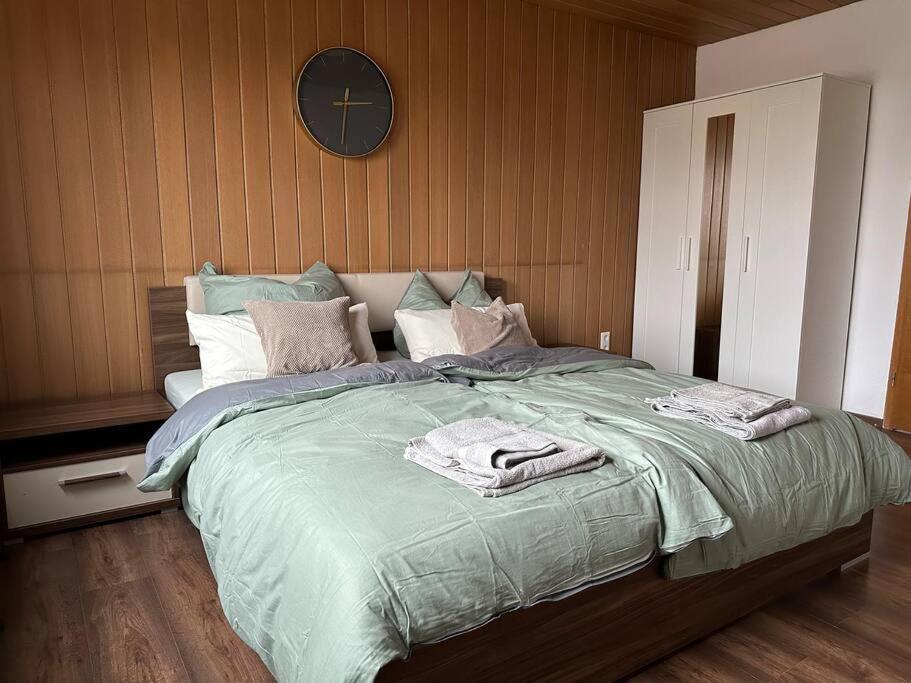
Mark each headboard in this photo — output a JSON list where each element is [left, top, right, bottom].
[[149, 271, 505, 394]]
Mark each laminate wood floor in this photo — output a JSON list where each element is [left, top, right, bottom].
[[2, 442, 910, 681]]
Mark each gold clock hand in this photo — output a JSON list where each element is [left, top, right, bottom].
[[332, 101, 373, 106], [340, 86, 350, 146]]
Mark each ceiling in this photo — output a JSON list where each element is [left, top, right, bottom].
[[531, 0, 860, 45]]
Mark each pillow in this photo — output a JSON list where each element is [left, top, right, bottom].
[[186, 311, 267, 389], [347, 303, 379, 364], [244, 298, 359, 377], [393, 270, 491, 357], [392, 271, 447, 357], [451, 297, 536, 354], [187, 303, 376, 389], [198, 260, 345, 315], [394, 302, 535, 362], [450, 270, 493, 308]]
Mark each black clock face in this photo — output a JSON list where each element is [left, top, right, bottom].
[[296, 48, 394, 158]]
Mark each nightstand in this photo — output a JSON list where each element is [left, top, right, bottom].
[[0, 392, 179, 540]]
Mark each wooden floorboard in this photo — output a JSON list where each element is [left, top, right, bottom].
[[0, 437, 909, 681]]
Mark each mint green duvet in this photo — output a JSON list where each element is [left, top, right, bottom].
[[142, 351, 911, 681]]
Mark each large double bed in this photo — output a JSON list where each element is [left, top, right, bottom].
[[145, 272, 911, 682]]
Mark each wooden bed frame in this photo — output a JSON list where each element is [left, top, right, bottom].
[[148, 280, 873, 682]]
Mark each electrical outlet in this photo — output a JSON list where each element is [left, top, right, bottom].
[[600, 331, 611, 351]]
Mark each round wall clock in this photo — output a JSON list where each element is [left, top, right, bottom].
[[295, 47, 394, 158]]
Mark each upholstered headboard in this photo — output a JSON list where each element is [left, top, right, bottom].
[[149, 271, 504, 393]]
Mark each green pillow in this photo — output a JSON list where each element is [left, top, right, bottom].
[[392, 270, 491, 357], [198, 261, 345, 315], [450, 270, 493, 308]]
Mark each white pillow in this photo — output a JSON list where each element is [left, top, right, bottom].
[[393, 303, 534, 363], [348, 303, 379, 364], [187, 302, 378, 389], [186, 311, 267, 389]]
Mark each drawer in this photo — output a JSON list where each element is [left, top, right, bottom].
[[3, 452, 173, 530]]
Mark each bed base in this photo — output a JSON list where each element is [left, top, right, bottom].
[[378, 512, 873, 682]]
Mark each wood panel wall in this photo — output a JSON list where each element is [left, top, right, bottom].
[[0, 0, 693, 406], [696, 113, 735, 329]]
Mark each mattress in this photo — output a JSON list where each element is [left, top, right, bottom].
[[163, 369, 204, 408]]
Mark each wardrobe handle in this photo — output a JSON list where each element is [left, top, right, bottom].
[[676, 236, 684, 270], [742, 235, 751, 273], [685, 236, 694, 271]]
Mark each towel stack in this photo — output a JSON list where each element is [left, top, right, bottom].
[[648, 382, 811, 440], [405, 417, 606, 497]]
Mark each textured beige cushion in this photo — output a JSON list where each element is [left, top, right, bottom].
[[244, 298, 358, 377], [451, 297, 536, 355]]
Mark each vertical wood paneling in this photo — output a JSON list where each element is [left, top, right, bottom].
[[465, 0, 486, 271], [237, 0, 276, 274], [498, 0, 522, 303], [556, 14, 585, 344], [529, 6, 554, 340], [542, 10, 569, 346], [208, 0, 249, 273], [447, 0, 468, 271], [0, 0, 694, 405], [0, 2, 42, 401], [365, 0, 390, 272], [482, 0, 505, 277], [45, 0, 111, 396], [265, 0, 301, 273], [291, 0, 324, 267], [7, 0, 77, 400], [178, 0, 221, 272], [407, 0, 430, 271], [79, 0, 142, 394], [146, 0, 193, 286], [427, 0, 448, 271], [571, 20, 598, 345], [583, 24, 615, 346], [112, 0, 165, 391], [386, 0, 409, 271], [514, 1, 537, 313]]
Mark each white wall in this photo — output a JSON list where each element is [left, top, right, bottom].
[[696, 0, 911, 417]]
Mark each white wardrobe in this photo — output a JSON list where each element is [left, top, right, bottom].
[[632, 74, 870, 408]]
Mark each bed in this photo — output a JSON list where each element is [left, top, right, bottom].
[[146, 273, 911, 682]]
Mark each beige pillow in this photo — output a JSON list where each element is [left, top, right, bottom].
[[244, 298, 359, 377], [451, 297, 536, 355]]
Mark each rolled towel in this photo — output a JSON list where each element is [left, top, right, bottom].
[[670, 382, 790, 422], [405, 417, 606, 497], [649, 398, 811, 440]]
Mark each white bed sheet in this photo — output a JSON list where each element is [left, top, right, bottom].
[[165, 352, 404, 409], [164, 369, 204, 409]]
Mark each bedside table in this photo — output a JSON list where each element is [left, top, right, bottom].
[[0, 392, 178, 540]]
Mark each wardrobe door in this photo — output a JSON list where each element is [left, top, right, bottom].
[[632, 105, 693, 372], [679, 94, 752, 380], [730, 78, 822, 397]]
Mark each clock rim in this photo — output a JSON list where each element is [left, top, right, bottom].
[[294, 46, 395, 160]]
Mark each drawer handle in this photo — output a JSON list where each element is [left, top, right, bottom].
[[58, 470, 127, 487]]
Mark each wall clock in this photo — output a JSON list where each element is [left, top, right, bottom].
[[295, 47, 394, 158]]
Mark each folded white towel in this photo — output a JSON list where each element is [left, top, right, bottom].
[[648, 397, 811, 440], [669, 382, 790, 422], [405, 417, 606, 497]]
